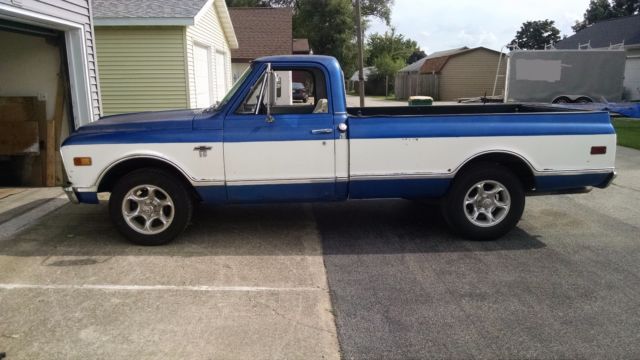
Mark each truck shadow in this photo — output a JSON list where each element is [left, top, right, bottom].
[[312, 200, 545, 255], [0, 199, 544, 259]]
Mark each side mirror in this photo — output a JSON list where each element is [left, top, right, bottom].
[[267, 69, 278, 107]]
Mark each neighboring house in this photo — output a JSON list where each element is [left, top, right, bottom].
[[395, 47, 506, 101], [293, 38, 312, 55], [92, 0, 239, 115], [229, 7, 292, 82], [556, 14, 640, 101], [229, 7, 310, 105], [1, 0, 101, 186]]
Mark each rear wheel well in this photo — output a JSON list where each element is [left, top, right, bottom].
[[456, 153, 535, 191], [97, 158, 201, 201]]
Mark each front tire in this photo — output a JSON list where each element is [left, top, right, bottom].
[[109, 168, 193, 245], [442, 163, 525, 240]]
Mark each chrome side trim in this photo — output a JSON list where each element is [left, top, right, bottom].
[[226, 178, 336, 186], [350, 173, 453, 181], [94, 155, 223, 188], [451, 150, 537, 175], [534, 168, 615, 176]]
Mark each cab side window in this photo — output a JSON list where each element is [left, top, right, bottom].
[[235, 67, 328, 115]]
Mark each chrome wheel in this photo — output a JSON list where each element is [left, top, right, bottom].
[[121, 185, 174, 235], [463, 180, 511, 228]]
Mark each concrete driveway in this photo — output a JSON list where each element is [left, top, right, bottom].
[[1, 147, 639, 359], [0, 204, 339, 359]]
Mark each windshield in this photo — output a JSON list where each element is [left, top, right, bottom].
[[204, 66, 252, 112]]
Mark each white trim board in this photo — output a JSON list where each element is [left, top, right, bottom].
[[0, 3, 95, 127]]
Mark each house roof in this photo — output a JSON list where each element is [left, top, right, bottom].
[[92, 0, 208, 20], [404, 47, 502, 74], [398, 47, 469, 73], [293, 38, 311, 54], [556, 14, 640, 49], [229, 7, 293, 61], [92, 0, 238, 48]]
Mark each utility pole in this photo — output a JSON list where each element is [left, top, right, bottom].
[[355, 0, 365, 107]]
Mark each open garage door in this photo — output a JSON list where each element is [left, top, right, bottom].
[[0, 20, 72, 186]]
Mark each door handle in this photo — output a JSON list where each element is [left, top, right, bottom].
[[311, 128, 333, 135]]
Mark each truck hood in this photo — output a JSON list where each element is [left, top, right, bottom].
[[76, 109, 198, 133]]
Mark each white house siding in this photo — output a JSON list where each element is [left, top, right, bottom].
[[186, 1, 232, 108], [0, 0, 101, 123]]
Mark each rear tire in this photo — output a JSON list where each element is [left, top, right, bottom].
[[442, 163, 525, 240], [109, 168, 193, 245]]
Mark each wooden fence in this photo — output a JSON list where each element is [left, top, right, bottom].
[[394, 73, 439, 100]]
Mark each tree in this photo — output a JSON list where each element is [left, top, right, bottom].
[[572, 0, 639, 32], [225, 0, 395, 76], [572, 0, 613, 32], [365, 29, 419, 96], [512, 20, 561, 50], [365, 29, 418, 66], [371, 53, 405, 97], [406, 49, 427, 65], [612, 0, 640, 16], [266, 0, 393, 25], [293, 0, 357, 74]]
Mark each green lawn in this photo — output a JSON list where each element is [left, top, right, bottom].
[[612, 118, 640, 150]]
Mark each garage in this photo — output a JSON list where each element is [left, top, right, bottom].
[[0, 1, 101, 187]]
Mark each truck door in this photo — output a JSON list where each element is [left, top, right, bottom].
[[223, 64, 336, 202]]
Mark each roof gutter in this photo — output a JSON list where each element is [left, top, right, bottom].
[[94, 17, 194, 26]]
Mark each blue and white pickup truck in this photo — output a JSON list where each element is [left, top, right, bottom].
[[61, 55, 617, 245]]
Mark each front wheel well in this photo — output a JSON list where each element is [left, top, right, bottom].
[[97, 158, 200, 200], [455, 153, 535, 191]]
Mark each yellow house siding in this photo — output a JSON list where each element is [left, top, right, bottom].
[[95, 27, 189, 115], [186, 1, 233, 108], [439, 49, 507, 101]]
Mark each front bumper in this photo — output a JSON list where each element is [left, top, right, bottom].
[[63, 185, 99, 204], [63, 186, 79, 204]]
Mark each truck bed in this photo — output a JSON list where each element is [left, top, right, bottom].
[[346, 104, 577, 117]]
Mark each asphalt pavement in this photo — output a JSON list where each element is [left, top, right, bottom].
[[317, 146, 640, 359]]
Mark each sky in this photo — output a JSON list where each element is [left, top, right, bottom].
[[366, 0, 592, 54]]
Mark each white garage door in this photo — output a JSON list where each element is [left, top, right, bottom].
[[194, 45, 212, 108], [214, 51, 227, 102], [624, 58, 640, 101]]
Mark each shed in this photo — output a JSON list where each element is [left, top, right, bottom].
[[395, 47, 507, 101], [1, 0, 101, 186], [92, 0, 239, 115], [556, 14, 640, 101]]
